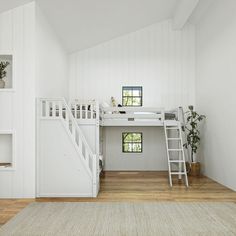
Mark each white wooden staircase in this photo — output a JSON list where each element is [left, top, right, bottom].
[[37, 98, 99, 197]]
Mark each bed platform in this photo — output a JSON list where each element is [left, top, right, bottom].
[[101, 107, 165, 126], [69, 100, 182, 127]]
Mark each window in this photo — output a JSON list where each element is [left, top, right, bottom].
[[122, 132, 142, 153], [122, 86, 142, 106]]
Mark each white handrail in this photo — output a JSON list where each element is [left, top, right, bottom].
[[102, 106, 165, 113], [62, 98, 94, 156]]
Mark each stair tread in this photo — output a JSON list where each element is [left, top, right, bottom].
[[167, 138, 181, 140], [169, 160, 185, 162], [168, 149, 183, 151], [171, 172, 186, 175]]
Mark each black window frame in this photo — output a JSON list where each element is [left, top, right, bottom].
[[122, 132, 143, 153], [122, 86, 143, 107]]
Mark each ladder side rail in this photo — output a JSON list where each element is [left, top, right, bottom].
[[164, 121, 173, 187], [179, 107, 190, 163], [178, 122, 189, 187]]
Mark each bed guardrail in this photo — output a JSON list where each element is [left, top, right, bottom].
[[69, 99, 185, 126], [69, 100, 99, 121], [101, 107, 165, 122]]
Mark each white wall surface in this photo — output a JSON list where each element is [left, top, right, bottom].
[[196, 0, 236, 190], [104, 127, 167, 171], [69, 20, 195, 109], [0, 2, 36, 198], [36, 4, 68, 98]]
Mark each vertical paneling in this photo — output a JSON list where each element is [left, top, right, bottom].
[[0, 10, 13, 52], [0, 3, 35, 198], [69, 20, 195, 109]]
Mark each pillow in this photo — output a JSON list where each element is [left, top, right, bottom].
[[118, 104, 126, 114]]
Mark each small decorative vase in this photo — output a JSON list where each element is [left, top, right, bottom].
[[0, 79, 5, 88]]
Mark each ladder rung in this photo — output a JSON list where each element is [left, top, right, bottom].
[[168, 149, 183, 151], [166, 127, 179, 130], [171, 172, 186, 175], [169, 160, 185, 163]]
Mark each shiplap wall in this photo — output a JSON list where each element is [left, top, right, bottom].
[[36, 5, 68, 98], [0, 3, 35, 198], [69, 20, 195, 109], [196, 0, 236, 190]]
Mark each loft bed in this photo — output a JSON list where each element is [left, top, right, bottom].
[[100, 106, 181, 126], [69, 99, 184, 126], [67, 99, 185, 174]]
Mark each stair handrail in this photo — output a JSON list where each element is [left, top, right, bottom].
[[62, 98, 95, 157]]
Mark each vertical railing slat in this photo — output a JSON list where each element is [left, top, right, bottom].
[[74, 104, 77, 119], [58, 101, 62, 118], [45, 101, 49, 117], [90, 103, 93, 119], [80, 104, 82, 119], [52, 102, 56, 117], [85, 103, 88, 119]]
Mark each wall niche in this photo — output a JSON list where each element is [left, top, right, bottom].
[[0, 132, 14, 169], [0, 55, 13, 89]]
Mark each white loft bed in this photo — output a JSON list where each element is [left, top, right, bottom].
[[43, 99, 186, 177], [68, 100, 185, 174], [69, 100, 183, 127]]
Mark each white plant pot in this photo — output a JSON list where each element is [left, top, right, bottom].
[[192, 153, 197, 163]]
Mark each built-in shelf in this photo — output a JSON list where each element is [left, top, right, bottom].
[[0, 130, 15, 171], [0, 54, 13, 89], [0, 89, 15, 92]]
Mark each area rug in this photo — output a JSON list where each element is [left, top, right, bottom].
[[1, 202, 236, 236]]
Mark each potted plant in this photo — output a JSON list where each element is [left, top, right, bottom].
[[183, 105, 206, 176], [0, 61, 10, 88]]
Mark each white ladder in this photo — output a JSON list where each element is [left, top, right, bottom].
[[164, 121, 189, 187]]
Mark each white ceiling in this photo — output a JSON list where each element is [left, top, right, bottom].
[[1, 0, 211, 53], [37, 0, 178, 52], [0, 0, 32, 13], [188, 0, 215, 24]]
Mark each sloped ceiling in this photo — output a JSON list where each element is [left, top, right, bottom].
[[2, 0, 210, 53], [0, 0, 32, 13], [37, 0, 178, 52]]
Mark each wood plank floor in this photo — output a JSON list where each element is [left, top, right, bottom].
[[1, 171, 236, 226]]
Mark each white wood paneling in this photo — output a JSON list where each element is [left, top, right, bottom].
[[0, 3, 35, 198], [104, 127, 167, 171], [196, 0, 236, 191], [35, 5, 68, 98], [69, 20, 195, 110]]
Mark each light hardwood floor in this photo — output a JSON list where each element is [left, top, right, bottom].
[[1, 171, 236, 226]]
